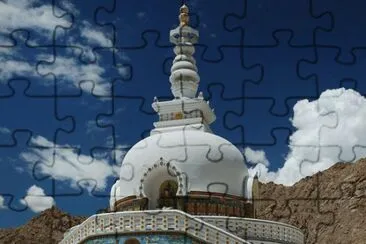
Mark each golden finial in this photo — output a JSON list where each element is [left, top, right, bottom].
[[179, 4, 189, 27]]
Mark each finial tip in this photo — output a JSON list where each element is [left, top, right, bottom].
[[179, 4, 189, 26], [180, 4, 189, 13]]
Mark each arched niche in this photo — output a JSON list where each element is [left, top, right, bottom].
[[158, 179, 178, 209], [138, 158, 187, 210]]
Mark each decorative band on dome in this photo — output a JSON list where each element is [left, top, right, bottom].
[[138, 158, 187, 198]]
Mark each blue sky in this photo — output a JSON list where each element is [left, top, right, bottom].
[[1, 0, 366, 228]]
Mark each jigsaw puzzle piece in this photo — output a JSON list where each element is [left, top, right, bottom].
[[30, 145, 117, 196], [36, 46, 120, 97], [291, 90, 343, 178], [55, 81, 115, 157], [241, 32, 318, 115], [96, 94, 154, 147], [288, 198, 335, 244], [54, 178, 111, 211], [254, 182, 293, 221], [189, 0, 245, 61], [53, 0, 116, 64], [0, 193, 38, 227], [96, 0, 246, 61], [225, 0, 332, 46], [312, 0, 366, 63], [254, 173, 334, 244], [197, 83, 243, 146], [27, 144, 120, 216], [317, 160, 366, 202], [244, 128, 292, 172], [0, 0, 74, 46], [47, 206, 89, 243], [113, 32, 173, 99], [0, 31, 61, 96], [91, 146, 127, 169], [94, 0, 177, 48], [0, 132, 56, 226], [224, 97, 293, 147], [0, 131, 118, 218], [0, 80, 73, 145], [195, 45, 263, 92], [315, 89, 366, 163], [166, 45, 262, 146], [285, 172, 366, 244], [299, 47, 366, 96]]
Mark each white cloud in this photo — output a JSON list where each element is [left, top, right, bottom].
[[116, 51, 131, 62], [37, 55, 111, 95], [0, 0, 71, 36], [250, 88, 366, 186], [137, 12, 146, 18], [0, 1, 126, 96], [0, 127, 10, 134], [0, 195, 6, 209], [244, 147, 269, 166], [20, 185, 54, 213], [20, 136, 120, 193], [15, 166, 25, 174], [80, 21, 112, 47], [0, 57, 37, 81], [117, 66, 130, 79], [114, 144, 130, 164], [58, 0, 79, 16]]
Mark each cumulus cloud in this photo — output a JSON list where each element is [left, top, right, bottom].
[[20, 185, 54, 213], [0, 195, 6, 209], [244, 147, 269, 166], [20, 136, 120, 193], [249, 88, 366, 186]]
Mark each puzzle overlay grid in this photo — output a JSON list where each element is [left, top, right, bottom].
[[0, 0, 365, 243]]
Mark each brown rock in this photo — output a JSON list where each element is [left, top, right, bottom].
[[256, 158, 366, 244], [0, 206, 86, 244]]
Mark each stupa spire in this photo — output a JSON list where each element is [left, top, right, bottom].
[[169, 4, 199, 98], [151, 3, 215, 135]]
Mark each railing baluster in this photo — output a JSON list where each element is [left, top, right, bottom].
[[60, 210, 303, 244]]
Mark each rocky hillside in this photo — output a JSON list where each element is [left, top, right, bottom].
[[256, 158, 366, 244], [0, 207, 86, 244], [0, 159, 365, 244]]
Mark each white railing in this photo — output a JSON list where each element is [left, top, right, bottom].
[[60, 210, 250, 244], [198, 216, 304, 244]]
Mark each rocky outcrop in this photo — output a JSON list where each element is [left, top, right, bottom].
[[256, 158, 366, 244], [0, 206, 86, 244]]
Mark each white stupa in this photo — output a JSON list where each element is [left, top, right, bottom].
[[61, 4, 304, 244]]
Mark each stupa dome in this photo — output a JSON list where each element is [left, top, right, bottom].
[[118, 128, 248, 204]]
